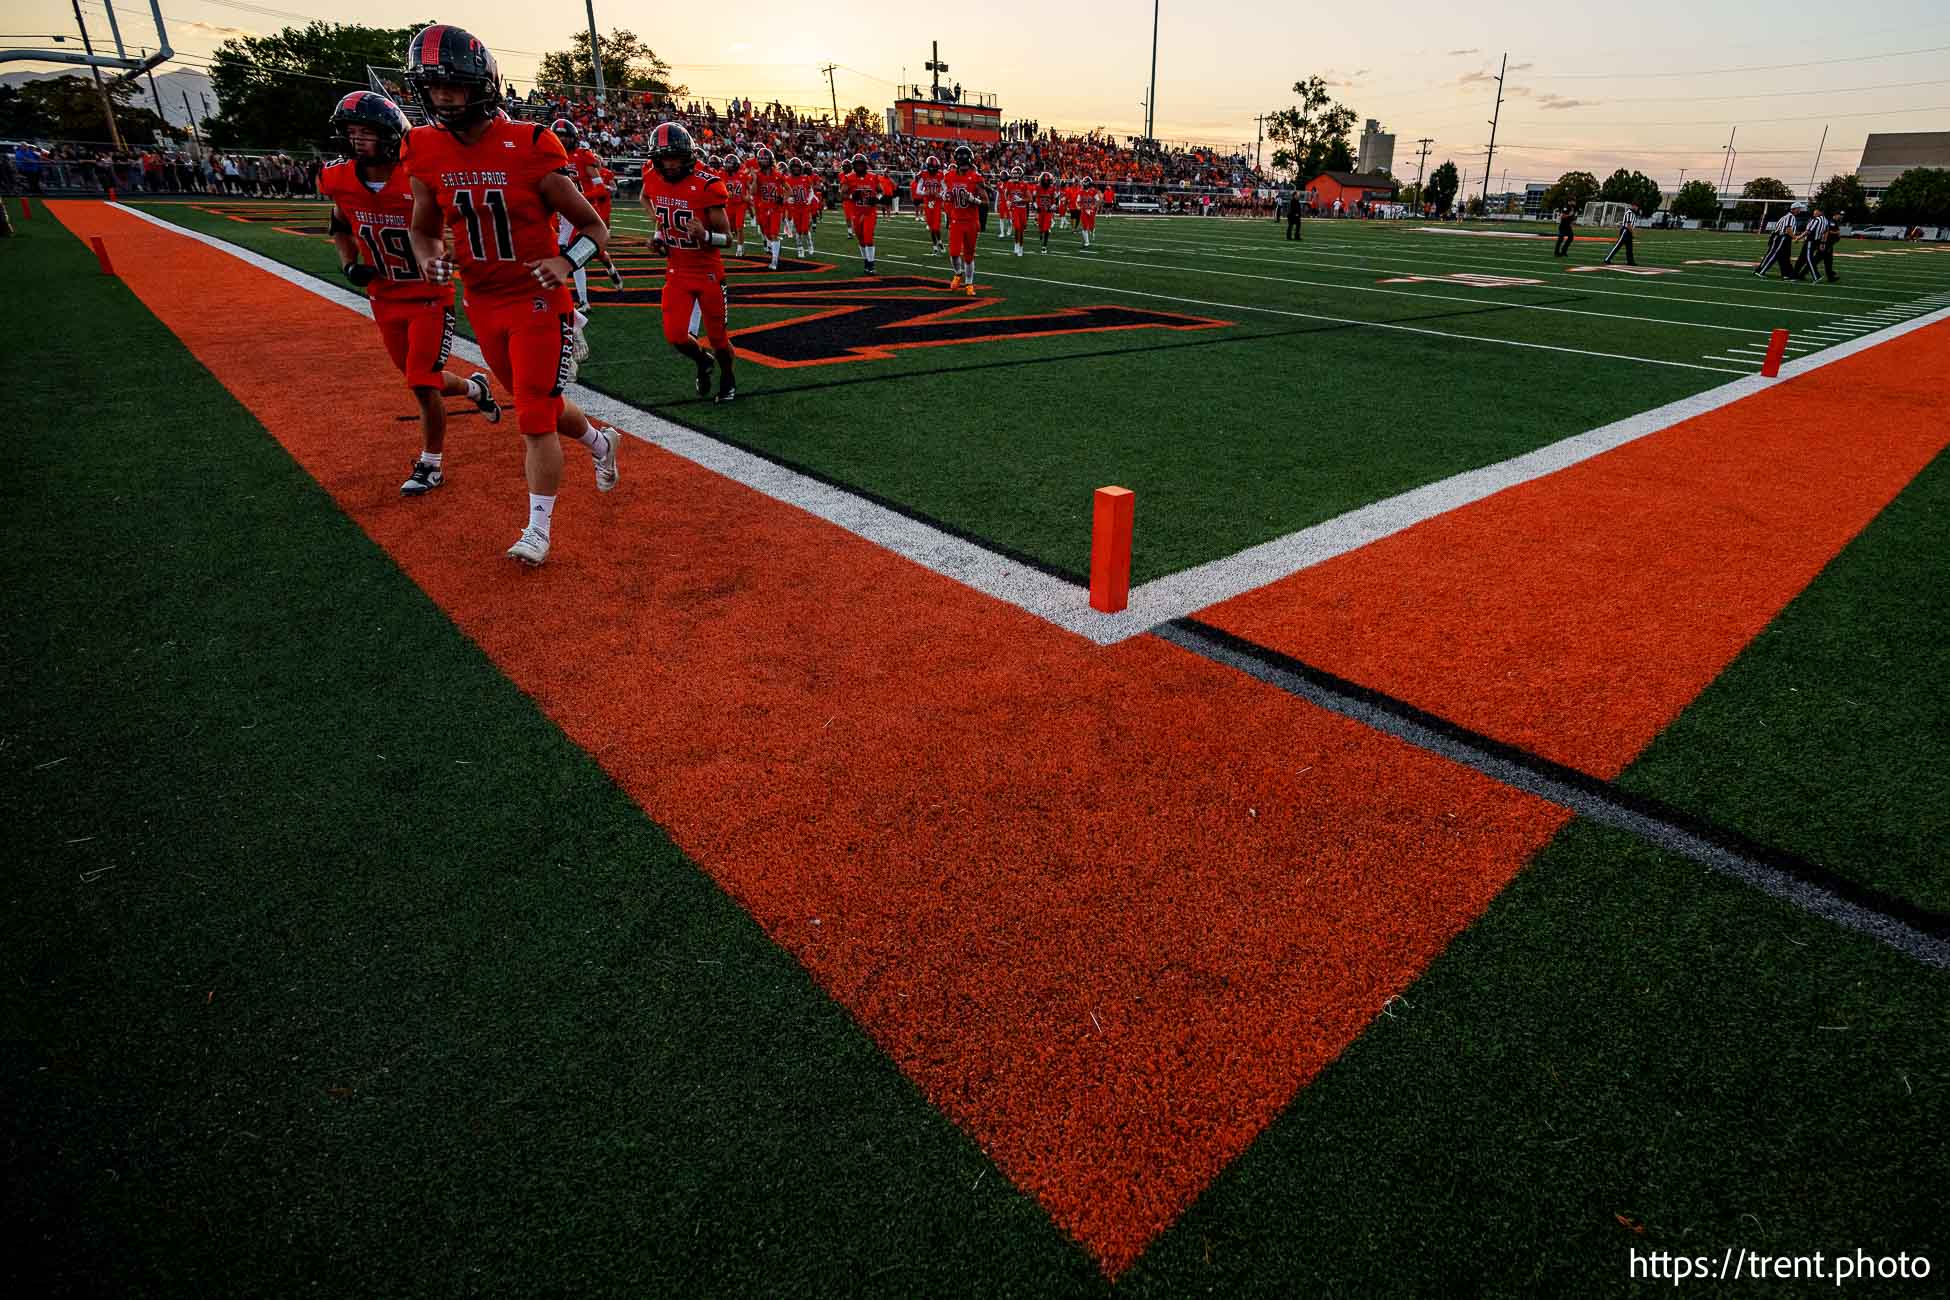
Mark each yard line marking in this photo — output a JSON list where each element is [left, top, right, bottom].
[[120, 202, 1950, 647]]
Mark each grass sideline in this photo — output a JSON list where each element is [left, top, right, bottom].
[[0, 217, 1100, 1298], [1618, 448, 1950, 914]]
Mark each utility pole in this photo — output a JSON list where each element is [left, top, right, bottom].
[[182, 89, 201, 147], [1805, 123, 1828, 199], [1413, 137, 1432, 194], [582, 0, 604, 101], [144, 53, 165, 141], [926, 41, 947, 100], [821, 63, 839, 123], [1717, 125, 1737, 228], [70, 0, 125, 149], [1254, 112, 1269, 171], [1480, 52, 1506, 207], [1145, 0, 1159, 144]]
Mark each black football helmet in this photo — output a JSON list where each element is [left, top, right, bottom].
[[1009, 165, 1022, 179], [550, 117, 579, 152], [1038, 170, 1054, 187], [952, 143, 974, 168], [755, 146, 775, 171], [648, 121, 696, 182], [328, 90, 411, 162], [924, 155, 941, 174], [788, 156, 805, 176], [403, 25, 500, 132], [851, 152, 869, 176], [721, 150, 741, 170]]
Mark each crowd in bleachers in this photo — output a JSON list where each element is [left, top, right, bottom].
[[507, 86, 1267, 198], [3, 140, 318, 196]]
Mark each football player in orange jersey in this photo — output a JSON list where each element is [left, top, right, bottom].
[[1028, 170, 1060, 252], [322, 90, 500, 497], [403, 23, 620, 568], [641, 122, 738, 403], [1003, 164, 1030, 256], [1076, 175, 1105, 247], [943, 143, 986, 295], [838, 153, 895, 275], [784, 157, 819, 258], [549, 118, 623, 293], [749, 147, 788, 269], [911, 155, 947, 255], [718, 151, 750, 257]]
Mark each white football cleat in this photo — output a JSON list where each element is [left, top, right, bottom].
[[571, 329, 591, 363], [466, 372, 500, 424], [593, 427, 620, 493], [506, 526, 550, 566]]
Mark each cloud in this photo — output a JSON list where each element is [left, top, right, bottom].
[[181, 20, 255, 39], [1509, 61, 1535, 71], [1457, 70, 1498, 85], [1536, 93, 1595, 110], [1447, 48, 1480, 55]]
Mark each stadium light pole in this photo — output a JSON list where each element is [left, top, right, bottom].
[[1145, 0, 1159, 144], [1480, 52, 1506, 207], [582, 0, 604, 101], [1806, 124, 1828, 199]]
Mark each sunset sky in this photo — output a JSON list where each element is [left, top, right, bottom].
[[12, 0, 1949, 189]]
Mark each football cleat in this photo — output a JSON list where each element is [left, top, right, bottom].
[[694, 348, 715, 397], [506, 526, 550, 566], [465, 372, 500, 424], [605, 259, 624, 291], [592, 426, 620, 493], [965, 282, 977, 296], [571, 329, 591, 364], [948, 274, 963, 290], [715, 373, 736, 403], [400, 458, 444, 496]]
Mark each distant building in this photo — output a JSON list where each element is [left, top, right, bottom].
[[1355, 119, 1395, 177], [1523, 182, 1550, 215], [1306, 171, 1401, 212], [1855, 132, 1950, 198]]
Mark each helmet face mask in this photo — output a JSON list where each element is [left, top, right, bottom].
[[550, 117, 579, 153], [851, 153, 868, 176], [330, 90, 410, 163], [404, 25, 500, 132], [755, 147, 774, 171]]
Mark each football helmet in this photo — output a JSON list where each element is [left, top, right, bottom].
[[952, 143, 974, 168], [648, 121, 697, 182], [328, 90, 411, 162], [403, 25, 500, 131], [851, 152, 869, 176], [549, 117, 579, 152]]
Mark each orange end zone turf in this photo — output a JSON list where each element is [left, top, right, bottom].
[[1200, 315, 1950, 779], [51, 200, 1577, 1274]]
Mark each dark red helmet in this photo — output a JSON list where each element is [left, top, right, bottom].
[[403, 25, 500, 132], [924, 155, 941, 174], [1038, 170, 1054, 187], [549, 117, 579, 152], [851, 152, 868, 175], [755, 146, 775, 170], [328, 90, 410, 162], [648, 121, 696, 181], [952, 143, 973, 168]]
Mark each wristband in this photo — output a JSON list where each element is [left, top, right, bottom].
[[343, 261, 377, 287], [562, 235, 599, 270], [702, 229, 729, 248]]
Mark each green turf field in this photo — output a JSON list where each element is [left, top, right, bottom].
[[129, 198, 1950, 583], [9, 211, 1946, 1296]]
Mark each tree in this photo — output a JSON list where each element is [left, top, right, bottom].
[[1398, 181, 1421, 209], [1264, 76, 1357, 181], [844, 105, 876, 133], [1425, 160, 1459, 215], [1540, 170, 1599, 215], [1670, 179, 1720, 223], [208, 21, 426, 149], [1811, 173, 1870, 224], [1874, 167, 1950, 225], [1735, 176, 1793, 226], [0, 74, 176, 144], [536, 28, 683, 97], [1597, 167, 1661, 214]]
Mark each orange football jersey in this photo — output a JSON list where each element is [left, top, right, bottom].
[[786, 172, 820, 207], [318, 158, 444, 303], [751, 166, 790, 205], [570, 145, 609, 199], [721, 165, 748, 204], [643, 166, 731, 277], [944, 167, 985, 224], [841, 172, 894, 209], [404, 113, 576, 300]]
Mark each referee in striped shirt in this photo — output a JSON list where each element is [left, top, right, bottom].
[[1796, 208, 1832, 282], [1603, 204, 1639, 265]]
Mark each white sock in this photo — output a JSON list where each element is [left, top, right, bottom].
[[572, 266, 588, 305], [527, 493, 555, 537], [965, 262, 975, 282], [688, 301, 703, 336], [573, 309, 589, 333], [575, 424, 606, 453], [420, 450, 443, 467]]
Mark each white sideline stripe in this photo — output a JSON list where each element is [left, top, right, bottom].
[[112, 202, 1950, 647]]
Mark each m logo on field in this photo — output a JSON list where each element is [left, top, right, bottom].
[[594, 273, 1230, 367]]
